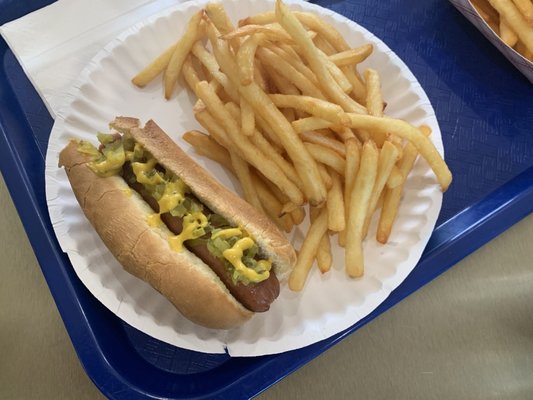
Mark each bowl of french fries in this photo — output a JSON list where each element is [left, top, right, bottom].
[[47, 0, 452, 355], [450, 0, 533, 82]]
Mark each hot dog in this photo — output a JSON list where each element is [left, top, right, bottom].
[[58, 117, 296, 329]]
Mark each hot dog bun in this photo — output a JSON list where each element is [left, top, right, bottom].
[[58, 118, 296, 329]]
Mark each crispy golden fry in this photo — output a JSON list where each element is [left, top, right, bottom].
[[275, 0, 367, 114], [292, 116, 336, 133], [183, 130, 232, 168], [182, 55, 202, 93], [362, 141, 400, 237], [191, 41, 240, 102], [290, 206, 306, 225], [386, 165, 403, 189], [221, 23, 292, 41], [345, 140, 379, 278], [253, 58, 270, 92], [364, 68, 386, 147], [305, 142, 346, 175], [377, 141, 420, 244], [265, 44, 320, 87], [132, 44, 176, 88], [254, 113, 285, 150], [512, 0, 533, 25], [289, 207, 329, 291], [500, 18, 519, 46], [230, 151, 265, 213], [205, 3, 234, 33], [194, 107, 233, 148], [257, 47, 326, 99], [488, 0, 533, 52], [346, 113, 452, 191], [320, 48, 353, 93], [237, 34, 261, 85], [269, 94, 349, 125], [240, 97, 255, 136], [329, 44, 374, 67], [164, 10, 203, 99], [254, 175, 294, 232], [206, 22, 327, 205], [196, 81, 304, 205], [316, 162, 333, 189], [516, 39, 533, 59], [300, 131, 346, 157], [225, 102, 303, 189], [333, 127, 358, 142], [327, 170, 346, 232], [310, 206, 333, 273], [337, 137, 361, 247], [313, 33, 336, 55]]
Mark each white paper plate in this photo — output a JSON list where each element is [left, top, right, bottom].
[[45, 0, 444, 356]]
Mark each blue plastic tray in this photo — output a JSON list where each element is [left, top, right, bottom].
[[1, 0, 532, 398]]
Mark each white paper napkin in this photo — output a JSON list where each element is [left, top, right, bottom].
[[0, 0, 184, 117]]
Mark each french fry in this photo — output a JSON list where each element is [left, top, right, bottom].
[[237, 34, 262, 85], [300, 131, 346, 157], [195, 80, 304, 205], [346, 113, 452, 191], [205, 3, 235, 34], [362, 141, 400, 237], [265, 44, 320, 87], [183, 130, 232, 169], [386, 165, 403, 189], [240, 97, 255, 136], [164, 10, 203, 99], [269, 94, 349, 125], [292, 117, 336, 133], [132, 44, 176, 87], [320, 48, 353, 93], [290, 206, 306, 225], [229, 151, 265, 213], [206, 21, 327, 205], [500, 18, 519, 46], [377, 141, 420, 244], [194, 108, 233, 149], [317, 162, 333, 189], [191, 41, 240, 102], [224, 102, 303, 189], [257, 47, 326, 99], [305, 142, 346, 175], [310, 206, 333, 274], [516, 39, 533, 59], [329, 44, 374, 67], [289, 207, 329, 291], [488, 0, 533, 52], [221, 23, 293, 42], [345, 140, 379, 278], [254, 176, 294, 232], [512, 0, 533, 25], [327, 170, 346, 232], [275, 0, 367, 114], [338, 137, 361, 247], [364, 68, 386, 147]]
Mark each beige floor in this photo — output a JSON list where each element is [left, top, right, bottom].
[[1, 172, 532, 400]]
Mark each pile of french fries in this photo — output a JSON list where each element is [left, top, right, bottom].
[[132, 0, 452, 291], [472, 0, 533, 61]]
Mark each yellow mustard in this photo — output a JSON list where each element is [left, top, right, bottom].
[[168, 212, 208, 252], [223, 237, 271, 283], [211, 228, 243, 240]]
